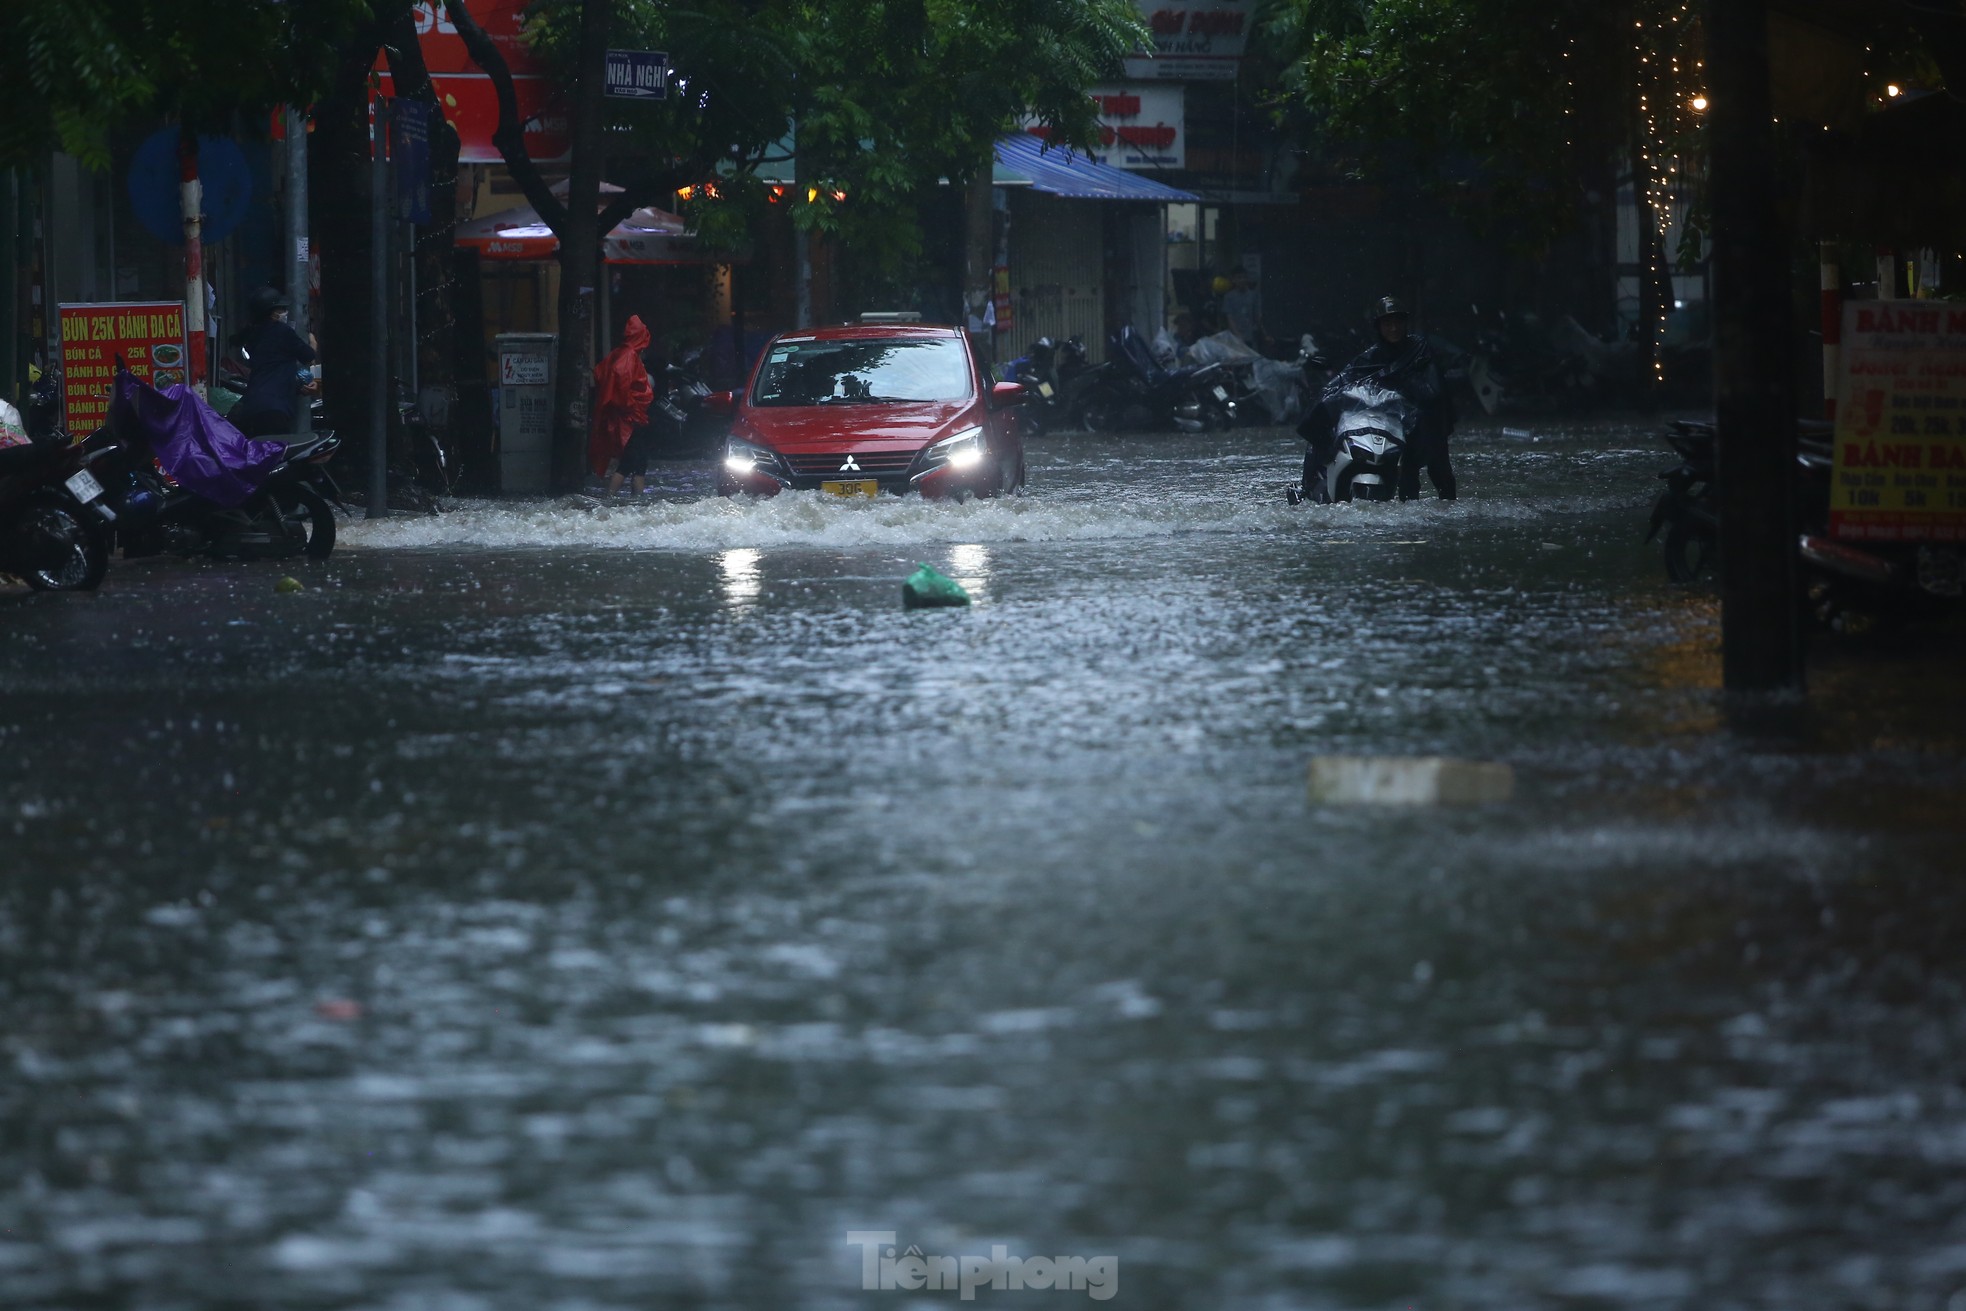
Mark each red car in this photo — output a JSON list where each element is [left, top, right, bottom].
[[713, 322, 1028, 499]]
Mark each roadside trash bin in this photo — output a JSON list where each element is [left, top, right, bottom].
[[903, 563, 971, 609], [495, 332, 555, 495]]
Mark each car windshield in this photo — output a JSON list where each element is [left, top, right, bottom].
[[750, 338, 971, 406]]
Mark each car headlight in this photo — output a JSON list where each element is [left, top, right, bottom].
[[724, 437, 779, 475], [923, 427, 986, 471]]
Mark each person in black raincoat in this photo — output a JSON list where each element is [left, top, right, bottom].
[[1295, 296, 1456, 503], [227, 287, 318, 439]]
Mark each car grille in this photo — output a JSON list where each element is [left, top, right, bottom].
[[780, 449, 919, 478]]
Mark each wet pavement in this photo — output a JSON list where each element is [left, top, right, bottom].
[[2, 417, 1963, 1309]]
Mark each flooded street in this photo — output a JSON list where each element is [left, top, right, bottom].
[[3, 417, 1963, 1309]]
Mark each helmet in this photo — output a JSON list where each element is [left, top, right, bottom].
[[248, 286, 290, 322], [1212, 275, 1233, 296], [1369, 295, 1410, 323]]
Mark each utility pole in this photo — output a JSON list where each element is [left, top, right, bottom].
[[1706, 0, 1803, 693], [370, 94, 391, 519], [285, 106, 311, 432], [180, 129, 208, 398]]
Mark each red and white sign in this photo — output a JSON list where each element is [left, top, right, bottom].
[[1024, 85, 1185, 172], [376, 1, 569, 163], [1122, 0, 1251, 81], [1830, 300, 1966, 542]]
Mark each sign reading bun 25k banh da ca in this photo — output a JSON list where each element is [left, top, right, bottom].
[[1832, 301, 1966, 542]]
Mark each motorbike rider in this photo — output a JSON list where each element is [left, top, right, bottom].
[[226, 287, 318, 439], [1295, 296, 1457, 503]]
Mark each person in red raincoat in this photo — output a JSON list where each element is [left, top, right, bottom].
[[589, 315, 655, 496]]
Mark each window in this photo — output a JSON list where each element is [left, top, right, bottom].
[[751, 338, 971, 407]]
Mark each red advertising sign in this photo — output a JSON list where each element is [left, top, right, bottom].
[[58, 301, 187, 435], [377, 1, 569, 163], [1831, 300, 1966, 542]]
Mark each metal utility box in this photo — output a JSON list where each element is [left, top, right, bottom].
[[495, 333, 556, 495]]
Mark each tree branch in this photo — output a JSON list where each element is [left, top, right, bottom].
[[443, 0, 568, 233]]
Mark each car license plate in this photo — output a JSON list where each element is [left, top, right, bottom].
[[1212, 385, 1229, 402], [821, 479, 880, 499], [65, 469, 103, 503], [1038, 382, 1055, 398]]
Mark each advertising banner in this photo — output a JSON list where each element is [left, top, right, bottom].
[[392, 97, 434, 223], [1024, 86, 1185, 171], [58, 301, 188, 435], [1830, 300, 1966, 542], [375, 2, 570, 163], [1122, 0, 1251, 81]]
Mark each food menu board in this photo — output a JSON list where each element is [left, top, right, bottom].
[[1831, 300, 1966, 542], [58, 301, 188, 435]]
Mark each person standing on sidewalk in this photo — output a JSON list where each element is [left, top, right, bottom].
[[589, 315, 655, 497]]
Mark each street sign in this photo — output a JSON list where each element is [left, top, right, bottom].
[[604, 49, 670, 100]]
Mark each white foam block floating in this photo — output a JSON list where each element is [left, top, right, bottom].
[[1308, 756, 1515, 806]]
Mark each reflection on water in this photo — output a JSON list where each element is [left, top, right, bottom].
[[948, 542, 992, 597], [719, 546, 763, 607]]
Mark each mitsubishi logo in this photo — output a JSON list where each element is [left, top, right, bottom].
[[839, 455, 862, 473]]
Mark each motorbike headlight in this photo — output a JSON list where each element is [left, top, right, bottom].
[[924, 427, 986, 471], [724, 437, 778, 475]]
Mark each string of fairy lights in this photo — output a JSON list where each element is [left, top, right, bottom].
[[1633, 4, 1701, 382]]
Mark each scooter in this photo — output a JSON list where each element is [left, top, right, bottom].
[[1079, 326, 1235, 433], [93, 371, 345, 562], [0, 412, 118, 591], [1292, 381, 1417, 503]]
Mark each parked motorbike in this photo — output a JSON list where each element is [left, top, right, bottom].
[[1466, 306, 1595, 414], [1000, 336, 1107, 436], [649, 349, 719, 453], [0, 408, 117, 591], [1643, 416, 1963, 629], [93, 371, 345, 562], [1079, 326, 1236, 433], [1643, 419, 1719, 583]]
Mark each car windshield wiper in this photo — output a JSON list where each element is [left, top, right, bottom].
[[817, 393, 915, 404]]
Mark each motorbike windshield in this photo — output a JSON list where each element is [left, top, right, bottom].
[[111, 372, 287, 508], [751, 339, 972, 407]]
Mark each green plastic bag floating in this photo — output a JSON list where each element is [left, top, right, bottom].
[[902, 562, 971, 609]]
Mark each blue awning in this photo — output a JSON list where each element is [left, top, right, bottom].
[[993, 134, 1198, 203]]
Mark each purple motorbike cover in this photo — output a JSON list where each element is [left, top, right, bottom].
[[111, 371, 288, 508]]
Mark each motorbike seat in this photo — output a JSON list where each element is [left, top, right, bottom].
[[280, 433, 339, 463]]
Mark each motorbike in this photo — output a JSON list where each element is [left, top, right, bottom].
[[1643, 419, 1719, 583], [1643, 416, 1963, 630], [649, 349, 719, 454], [1079, 326, 1236, 433], [1002, 336, 1107, 435], [92, 370, 345, 562], [1294, 381, 1417, 504], [0, 404, 118, 591], [1466, 306, 1596, 414]]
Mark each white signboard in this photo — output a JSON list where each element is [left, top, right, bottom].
[[500, 351, 550, 386], [1022, 85, 1185, 172], [1122, 0, 1250, 81]]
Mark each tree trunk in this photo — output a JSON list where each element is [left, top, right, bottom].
[[313, 10, 396, 482], [1707, 0, 1804, 694], [383, 8, 464, 491], [550, 0, 612, 493]]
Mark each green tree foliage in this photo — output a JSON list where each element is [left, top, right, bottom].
[[1267, 0, 1675, 238], [522, 0, 1145, 268], [0, 0, 376, 170]]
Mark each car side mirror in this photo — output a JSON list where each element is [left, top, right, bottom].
[[989, 381, 1026, 408], [703, 390, 736, 414]]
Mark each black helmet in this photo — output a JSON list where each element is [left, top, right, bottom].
[[1368, 295, 1410, 324], [248, 286, 290, 322]]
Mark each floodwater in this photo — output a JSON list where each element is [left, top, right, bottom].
[[2, 419, 1963, 1310]]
